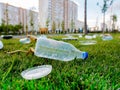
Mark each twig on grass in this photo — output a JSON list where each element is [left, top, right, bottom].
[[6, 47, 35, 55]]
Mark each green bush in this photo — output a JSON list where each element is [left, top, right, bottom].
[[0, 24, 23, 35]]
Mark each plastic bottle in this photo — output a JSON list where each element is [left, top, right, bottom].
[[0, 41, 3, 49], [62, 35, 78, 40], [19, 38, 31, 44], [85, 35, 93, 39], [92, 34, 97, 38], [34, 37, 88, 61], [79, 35, 83, 38], [102, 35, 113, 40]]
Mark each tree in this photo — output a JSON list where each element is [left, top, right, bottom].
[[61, 20, 65, 33], [58, 21, 60, 30], [111, 14, 117, 31], [84, 0, 87, 35], [46, 17, 50, 28], [52, 21, 56, 33], [5, 4, 9, 34], [29, 7, 36, 34], [97, 0, 114, 33], [26, 25, 28, 35], [71, 19, 75, 30]]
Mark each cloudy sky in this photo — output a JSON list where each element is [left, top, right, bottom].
[[0, 0, 120, 27]]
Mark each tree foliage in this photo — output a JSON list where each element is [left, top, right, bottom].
[[0, 24, 23, 35], [111, 14, 117, 31], [71, 19, 75, 30], [97, 0, 114, 33], [61, 20, 65, 32], [102, 0, 114, 13], [46, 17, 50, 28], [29, 7, 36, 34], [52, 21, 56, 33]]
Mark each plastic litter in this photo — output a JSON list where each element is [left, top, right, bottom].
[[40, 35, 47, 38], [0, 41, 3, 49], [102, 34, 113, 41], [19, 38, 31, 44], [80, 40, 97, 45], [1, 35, 13, 39], [92, 34, 97, 38], [100, 34, 104, 37], [79, 35, 83, 38], [35, 37, 88, 61], [62, 35, 78, 40], [85, 35, 93, 39], [21, 65, 52, 80], [27, 35, 37, 42]]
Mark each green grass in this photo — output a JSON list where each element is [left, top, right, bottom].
[[0, 33, 120, 90]]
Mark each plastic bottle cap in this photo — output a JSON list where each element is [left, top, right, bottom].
[[82, 52, 88, 60]]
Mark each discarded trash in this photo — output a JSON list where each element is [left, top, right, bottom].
[[35, 38, 88, 61], [27, 35, 37, 42], [92, 34, 97, 38], [19, 38, 31, 44], [62, 35, 78, 40], [102, 34, 113, 41], [40, 35, 47, 38], [80, 40, 97, 45], [27, 35, 47, 42], [1, 35, 13, 39], [100, 34, 104, 37], [0, 41, 3, 49], [21, 65, 52, 80], [79, 35, 83, 38], [85, 35, 93, 39]]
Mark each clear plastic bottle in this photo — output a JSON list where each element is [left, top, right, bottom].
[[19, 38, 31, 44], [85, 35, 93, 39], [102, 35, 113, 40], [34, 37, 88, 61]]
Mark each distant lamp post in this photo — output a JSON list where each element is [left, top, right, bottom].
[[97, 0, 114, 34]]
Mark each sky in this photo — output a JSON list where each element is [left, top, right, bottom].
[[0, 0, 120, 27], [78, 0, 120, 27]]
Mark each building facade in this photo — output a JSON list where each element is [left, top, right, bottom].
[[0, 2, 39, 34], [39, 0, 79, 32], [64, 0, 78, 31]]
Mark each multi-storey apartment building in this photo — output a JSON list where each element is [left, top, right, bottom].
[[39, 0, 64, 30], [39, 0, 78, 31], [51, 0, 64, 30], [64, 0, 78, 31], [0, 2, 39, 34]]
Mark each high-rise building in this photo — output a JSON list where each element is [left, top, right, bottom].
[[49, 0, 64, 30], [0, 2, 39, 33], [64, 0, 78, 30], [39, 0, 78, 31]]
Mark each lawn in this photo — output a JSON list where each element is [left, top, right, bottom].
[[0, 33, 120, 90]]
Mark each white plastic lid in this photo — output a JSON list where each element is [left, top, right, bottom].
[[0, 41, 3, 49], [21, 65, 52, 80]]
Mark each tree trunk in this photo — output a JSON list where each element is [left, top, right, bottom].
[[84, 0, 87, 35], [112, 21, 115, 31], [103, 12, 105, 34]]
